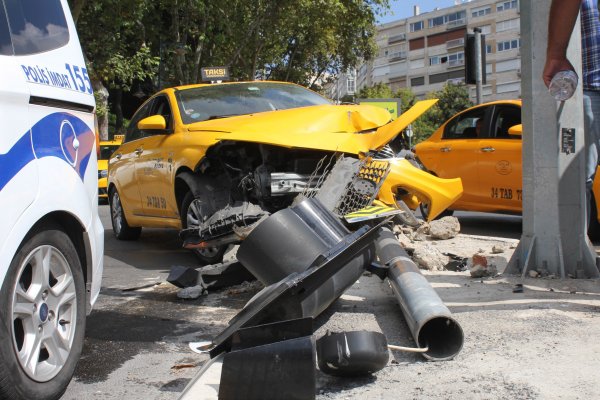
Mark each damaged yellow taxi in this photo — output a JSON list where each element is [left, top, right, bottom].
[[107, 81, 462, 263]]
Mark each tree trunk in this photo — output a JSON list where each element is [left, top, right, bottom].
[[92, 79, 109, 141], [71, 0, 86, 24], [114, 89, 123, 133]]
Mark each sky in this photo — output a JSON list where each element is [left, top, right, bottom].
[[377, 0, 459, 24]]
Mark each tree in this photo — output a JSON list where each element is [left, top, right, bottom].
[[70, 0, 160, 138], [413, 83, 473, 144], [355, 82, 393, 99]]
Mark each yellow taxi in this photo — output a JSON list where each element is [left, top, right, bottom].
[[414, 100, 600, 235], [107, 81, 462, 263], [98, 134, 123, 199]]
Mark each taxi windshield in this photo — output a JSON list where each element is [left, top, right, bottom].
[[175, 82, 331, 124]]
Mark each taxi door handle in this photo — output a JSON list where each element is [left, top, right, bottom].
[[480, 147, 495, 153], [440, 147, 451, 152], [134, 147, 143, 156]]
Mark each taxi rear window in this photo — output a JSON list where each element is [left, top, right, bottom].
[[3, 0, 69, 55]]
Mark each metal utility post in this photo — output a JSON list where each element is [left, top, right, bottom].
[[506, 0, 599, 278], [474, 27, 483, 105]]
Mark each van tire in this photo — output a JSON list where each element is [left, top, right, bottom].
[[109, 189, 142, 240], [0, 227, 85, 400]]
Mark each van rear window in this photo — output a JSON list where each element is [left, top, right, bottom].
[[3, 0, 69, 55]]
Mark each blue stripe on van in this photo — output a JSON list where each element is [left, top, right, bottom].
[[0, 113, 94, 191]]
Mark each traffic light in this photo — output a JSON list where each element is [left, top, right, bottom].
[[465, 31, 486, 85]]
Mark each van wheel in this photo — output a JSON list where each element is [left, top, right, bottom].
[[419, 201, 454, 221], [110, 189, 141, 240], [181, 191, 226, 265], [0, 227, 85, 400]]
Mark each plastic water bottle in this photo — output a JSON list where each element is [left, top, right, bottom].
[[548, 70, 578, 101]]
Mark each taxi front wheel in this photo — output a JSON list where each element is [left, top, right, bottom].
[[110, 189, 142, 240], [181, 191, 226, 265], [419, 201, 454, 221]]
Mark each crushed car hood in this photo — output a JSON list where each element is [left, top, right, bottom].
[[187, 99, 438, 154]]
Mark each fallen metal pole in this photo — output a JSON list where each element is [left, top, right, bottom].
[[375, 228, 464, 361]]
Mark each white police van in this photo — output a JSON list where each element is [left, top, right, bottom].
[[0, 1, 103, 399]]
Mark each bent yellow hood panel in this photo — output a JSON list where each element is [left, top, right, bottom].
[[187, 100, 437, 154]]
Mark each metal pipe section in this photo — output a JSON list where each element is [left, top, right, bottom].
[[375, 228, 464, 361]]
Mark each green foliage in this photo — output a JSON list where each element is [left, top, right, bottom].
[[413, 83, 473, 144], [393, 88, 416, 113], [72, 0, 389, 91], [356, 82, 393, 99]]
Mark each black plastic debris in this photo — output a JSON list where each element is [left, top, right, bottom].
[[317, 331, 389, 377], [513, 283, 524, 293], [167, 265, 199, 289], [201, 262, 256, 290], [219, 320, 315, 400], [443, 252, 468, 272]]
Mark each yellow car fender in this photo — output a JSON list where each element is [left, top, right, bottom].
[[377, 158, 463, 221]]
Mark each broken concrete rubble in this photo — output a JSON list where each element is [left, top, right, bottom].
[[412, 243, 447, 271], [429, 216, 460, 240]]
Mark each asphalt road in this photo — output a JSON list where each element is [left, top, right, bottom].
[[62, 206, 526, 399]]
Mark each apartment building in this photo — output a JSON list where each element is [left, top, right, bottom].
[[357, 0, 521, 102]]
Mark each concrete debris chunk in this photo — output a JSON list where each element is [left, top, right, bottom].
[[468, 254, 498, 277], [177, 285, 207, 299], [429, 216, 460, 240], [528, 270, 539, 278], [491, 245, 505, 254], [412, 242, 447, 271]]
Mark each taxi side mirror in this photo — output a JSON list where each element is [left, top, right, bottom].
[[508, 124, 522, 137], [138, 115, 166, 131]]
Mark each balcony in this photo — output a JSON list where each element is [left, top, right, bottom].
[[446, 38, 465, 49], [388, 51, 407, 62], [446, 18, 466, 29], [448, 59, 465, 68], [447, 77, 465, 85], [387, 33, 406, 44]]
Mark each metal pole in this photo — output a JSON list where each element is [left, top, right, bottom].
[[474, 27, 483, 105], [506, 0, 598, 278], [375, 228, 463, 361]]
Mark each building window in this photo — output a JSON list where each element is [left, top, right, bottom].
[[411, 76, 425, 86], [428, 11, 466, 28], [486, 44, 493, 54], [472, 6, 491, 18], [430, 55, 446, 66], [410, 21, 424, 32], [480, 25, 492, 35], [497, 0, 518, 12], [496, 18, 519, 32], [448, 52, 464, 67], [497, 39, 520, 52]]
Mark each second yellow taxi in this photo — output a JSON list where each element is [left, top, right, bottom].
[[414, 99, 600, 236]]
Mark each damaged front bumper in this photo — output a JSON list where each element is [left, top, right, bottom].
[[376, 158, 462, 221]]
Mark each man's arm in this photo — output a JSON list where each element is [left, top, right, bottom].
[[542, 0, 582, 87]]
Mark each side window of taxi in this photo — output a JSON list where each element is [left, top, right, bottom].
[[149, 95, 173, 131], [443, 108, 487, 140], [3, 0, 69, 55], [125, 100, 153, 143], [492, 105, 521, 139]]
